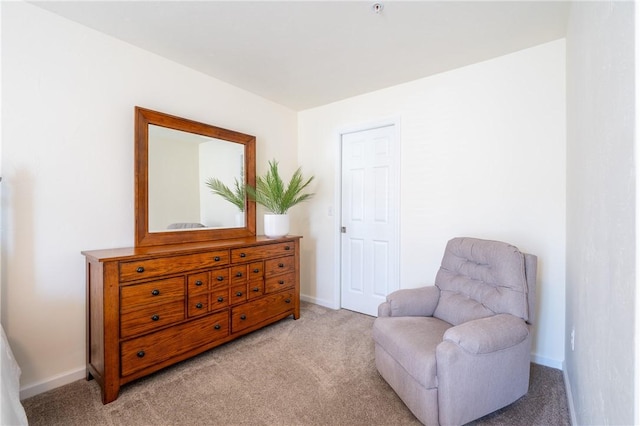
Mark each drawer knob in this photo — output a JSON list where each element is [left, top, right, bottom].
[[236, 291, 243, 297], [217, 296, 224, 302], [278, 263, 284, 268], [136, 266, 145, 273], [284, 246, 290, 251], [252, 287, 260, 292], [137, 350, 145, 358], [253, 268, 260, 273], [195, 303, 203, 309], [285, 298, 291, 304], [240, 253, 246, 258], [195, 280, 203, 286], [236, 272, 243, 277], [240, 314, 247, 320], [278, 280, 285, 285], [151, 314, 160, 321], [151, 289, 160, 296], [214, 324, 221, 330], [217, 276, 224, 281], [214, 256, 221, 261]]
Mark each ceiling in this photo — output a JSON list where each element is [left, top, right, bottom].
[[30, 1, 570, 111]]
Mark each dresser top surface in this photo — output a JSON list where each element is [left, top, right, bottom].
[[82, 235, 302, 262]]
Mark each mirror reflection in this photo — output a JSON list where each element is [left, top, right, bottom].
[[148, 125, 245, 232]]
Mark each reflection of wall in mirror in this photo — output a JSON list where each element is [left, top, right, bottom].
[[148, 124, 246, 231], [148, 132, 201, 231], [199, 141, 244, 228]]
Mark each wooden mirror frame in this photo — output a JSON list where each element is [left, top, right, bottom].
[[135, 107, 256, 247]]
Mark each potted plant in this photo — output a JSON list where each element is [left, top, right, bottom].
[[245, 159, 314, 238], [205, 177, 246, 226]]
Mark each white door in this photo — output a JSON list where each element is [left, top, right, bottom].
[[340, 124, 399, 316]]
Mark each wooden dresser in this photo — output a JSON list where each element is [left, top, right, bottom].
[[82, 235, 301, 404]]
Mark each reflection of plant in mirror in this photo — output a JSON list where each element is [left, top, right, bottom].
[[246, 159, 315, 215], [205, 177, 246, 212]]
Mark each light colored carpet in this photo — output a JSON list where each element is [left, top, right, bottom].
[[22, 302, 569, 425]]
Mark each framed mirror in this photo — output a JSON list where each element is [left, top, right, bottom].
[[135, 107, 256, 247]]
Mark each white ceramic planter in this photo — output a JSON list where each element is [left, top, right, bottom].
[[264, 213, 289, 238]]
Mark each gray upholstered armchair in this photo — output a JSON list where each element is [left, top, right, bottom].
[[372, 237, 537, 425]]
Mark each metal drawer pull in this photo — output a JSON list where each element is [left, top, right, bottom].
[[217, 276, 224, 281], [253, 268, 260, 273], [151, 289, 160, 296], [240, 314, 247, 320], [284, 246, 290, 251], [285, 298, 291, 304], [214, 256, 221, 261], [214, 324, 221, 330], [136, 266, 145, 273], [236, 291, 243, 297], [236, 272, 243, 277], [240, 253, 246, 258], [151, 315, 160, 321], [195, 303, 203, 309], [137, 350, 145, 358], [278, 263, 284, 268], [252, 287, 260, 292], [217, 296, 224, 302], [278, 280, 285, 285], [195, 280, 203, 286]]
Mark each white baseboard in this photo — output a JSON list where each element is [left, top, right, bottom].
[[20, 366, 85, 400], [562, 361, 578, 426], [531, 353, 563, 370], [300, 293, 339, 310]]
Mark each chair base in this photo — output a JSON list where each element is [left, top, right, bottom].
[[375, 343, 439, 425], [375, 334, 532, 426]]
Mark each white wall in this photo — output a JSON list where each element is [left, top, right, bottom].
[[0, 1, 297, 396], [298, 40, 567, 367], [565, 2, 635, 425]]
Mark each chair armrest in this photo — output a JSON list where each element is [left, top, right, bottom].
[[378, 286, 440, 317], [442, 314, 529, 354]]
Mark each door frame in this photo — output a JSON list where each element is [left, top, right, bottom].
[[333, 117, 402, 312]]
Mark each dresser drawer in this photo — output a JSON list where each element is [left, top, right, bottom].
[[231, 242, 295, 263], [188, 272, 209, 295], [230, 265, 247, 284], [120, 250, 229, 282], [265, 256, 295, 277], [247, 281, 264, 299], [187, 295, 209, 317], [230, 284, 247, 305], [210, 268, 230, 289], [121, 311, 229, 377], [231, 291, 294, 333], [248, 262, 264, 280], [265, 272, 296, 293], [210, 288, 229, 310], [120, 300, 185, 339], [121, 277, 184, 312]]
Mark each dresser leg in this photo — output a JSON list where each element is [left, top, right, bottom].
[[101, 384, 120, 404]]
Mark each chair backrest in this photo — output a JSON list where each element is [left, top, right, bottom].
[[433, 237, 537, 326]]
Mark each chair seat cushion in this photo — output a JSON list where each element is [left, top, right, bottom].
[[372, 316, 452, 389]]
